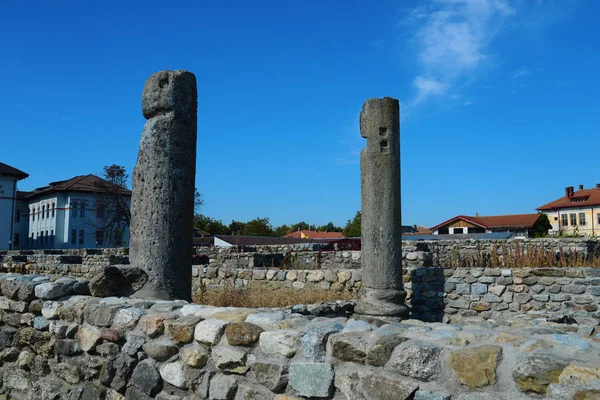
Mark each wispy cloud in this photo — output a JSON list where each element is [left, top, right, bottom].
[[464, 101, 475, 106], [405, 0, 515, 104], [511, 68, 530, 79]]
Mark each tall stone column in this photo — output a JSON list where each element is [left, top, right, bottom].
[[354, 97, 409, 318], [130, 70, 197, 301]]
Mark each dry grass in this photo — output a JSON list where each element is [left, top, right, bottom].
[[192, 284, 357, 308], [448, 242, 600, 269]]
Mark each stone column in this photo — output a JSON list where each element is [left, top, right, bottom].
[[130, 70, 197, 301], [354, 97, 409, 318]]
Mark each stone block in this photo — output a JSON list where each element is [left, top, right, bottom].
[[447, 345, 502, 388], [385, 341, 444, 381], [289, 362, 334, 398]]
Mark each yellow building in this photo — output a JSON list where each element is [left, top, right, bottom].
[[537, 185, 600, 236]]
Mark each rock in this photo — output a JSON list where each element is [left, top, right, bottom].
[[89, 266, 147, 297], [360, 371, 419, 400], [558, 363, 600, 385], [226, 322, 264, 346], [414, 391, 451, 400], [447, 345, 503, 388], [41, 301, 61, 319], [164, 315, 201, 344], [159, 362, 188, 390], [53, 362, 81, 384], [194, 318, 229, 345], [245, 311, 286, 329], [210, 373, 238, 400], [259, 330, 298, 358], [252, 360, 288, 392], [547, 381, 600, 400], [211, 309, 255, 322], [213, 345, 248, 374], [111, 353, 137, 392], [331, 334, 367, 363], [35, 282, 70, 300], [3, 369, 30, 392], [131, 360, 162, 397], [181, 344, 209, 368], [33, 316, 50, 330], [113, 307, 145, 330], [551, 334, 592, 351], [123, 334, 146, 356], [343, 319, 373, 333], [76, 325, 102, 352], [55, 339, 82, 356], [142, 341, 179, 362], [235, 383, 275, 400], [367, 334, 409, 366], [512, 354, 570, 394], [138, 312, 178, 338], [289, 362, 334, 398], [385, 341, 444, 381], [298, 321, 344, 361]]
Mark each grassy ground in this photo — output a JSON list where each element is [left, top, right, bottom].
[[192, 285, 357, 307]]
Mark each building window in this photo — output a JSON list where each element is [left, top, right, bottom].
[[79, 230, 84, 245], [113, 231, 122, 246], [72, 202, 78, 217], [13, 233, 19, 248], [80, 202, 85, 217], [438, 228, 449, 235], [71, 229, 76, 244], [40, 231, 44, 247], [570, 213, 577, 225], [50, 230, 54, 246], [97, 204, 105, 219], [14, 207, 21, 223], [96, 230, 104, 246], [51, 203, 55, 218], [579, 213, 586, 225], [561, 214, 568, 227], [453, 228, 464, 234], [31, 209, 35, 222]]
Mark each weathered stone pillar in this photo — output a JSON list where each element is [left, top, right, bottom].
[[355, 97, 409, 318], [130, 70, 197, 301]]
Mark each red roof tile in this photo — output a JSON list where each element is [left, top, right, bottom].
[[537, 188, 600, 210], [25, 174, 131, 200], [430, 214, 541, 231]]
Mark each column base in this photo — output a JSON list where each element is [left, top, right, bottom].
[[354, 287, 409, 319]]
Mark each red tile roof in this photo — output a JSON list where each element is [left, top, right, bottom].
[[284, 230, 345, 239], [25, 174, 131, 200], [0, 162, 28, 180], [430, 214, 541, 231], [537, 187, 600, 210]]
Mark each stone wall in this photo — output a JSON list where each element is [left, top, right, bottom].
[[1, 271, 600, 399], [3, 238, 599, 277]]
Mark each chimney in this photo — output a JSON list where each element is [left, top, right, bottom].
[[597, 184, 600, 189], [565, 187, 570, 197], [579, 184, 584, 190], [476, 212, 479, 217], [568, 186, 575, 197]]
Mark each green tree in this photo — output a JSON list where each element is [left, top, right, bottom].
[[316, 222, 342, 232], [243, 217, 273, 236], [229, 220, 246, 236], [193, 214, 228, 235], [273, 224, 291, 237], [289, 221, 310, 232], [531, 213, 552, 238], [343, 211, 361, 237]]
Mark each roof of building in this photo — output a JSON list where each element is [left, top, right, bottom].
[[193, 228, 211, 237], [537, 186, 600, 210], [430, 213, 541, 231], [0, 162, 28, 180], [284, 230, 345, 239], [404, 232, 515, 241], [24, 174, 132, 200]]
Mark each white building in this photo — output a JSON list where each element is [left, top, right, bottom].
[[11, 174, 131, 249], [0, 162, 29, 250]]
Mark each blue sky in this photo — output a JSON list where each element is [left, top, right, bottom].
[[2, 0, 598, 228]]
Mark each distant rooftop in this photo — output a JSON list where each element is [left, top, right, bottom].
[[284, 230, 344, 239], [403, 232, 515, 241], [23, 174, 131, 200], [0, 162, 28, 180]]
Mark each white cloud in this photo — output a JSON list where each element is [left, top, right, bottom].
[[412, 76, 449, 104], [464, 100, 475, 105], [405, 0, 515, 104], [511, 68, 530, 79]]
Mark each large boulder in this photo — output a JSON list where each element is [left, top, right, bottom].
[[88, 266, 148, 297]]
